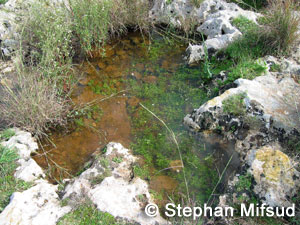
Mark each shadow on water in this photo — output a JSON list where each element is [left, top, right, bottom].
[[32, 31, 240, 204]]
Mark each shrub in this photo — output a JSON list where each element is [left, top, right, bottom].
[[0, 66, 71, 137], [0, 129, 15, 141], [21, 1, 73, 78], [69, 0, 114, 53]]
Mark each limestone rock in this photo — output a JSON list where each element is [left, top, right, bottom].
[[14, 158, 45, 182], [150, 0, 259, 63], [1, 129, 38, 160], [1, 129, 45, 182], [0, 180, 71, 225], [246, 145, 300, 207], [184, 75, 300, 149], [63, 142, 167, 225], [0, 1, 18, 58]]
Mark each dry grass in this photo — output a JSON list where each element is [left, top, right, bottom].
[[0, 64, 72, 137], [260, 0, 300, 55]]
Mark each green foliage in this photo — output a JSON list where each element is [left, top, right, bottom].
[[143, 37, 177, 62], [202, 35, 213, 80], [0, 129, 15, 141], [69, 0, 113, 53], [226, 60, 267, 83], [149, 190, 164, 201], [74, 118, 85, 127], [99, 158, 110, 169], [232, 16, 258, 34], [112, 157, 122, 163], [235, 173, 252, 192], [0, 145, 32, 212], [22, 1, 73, 78], [72, 105, 103, 127], [269, 63, 281, 72], [57, 200, 121, 225], [209, 17, 267, 85], [0, 0, 7, 5], [222, 93, 247, 116], [133, 164, 151, 180]]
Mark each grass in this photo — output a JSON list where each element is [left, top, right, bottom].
[[133, 164, 151, 180], [0, 138, 32, 212], [210, 9, 298, 86], [0, 129, 15, 141], [259, 0, 300, 55], [222, 93, 247, 116], [0, 66, 71, 136], [57, 200, 123, 225]]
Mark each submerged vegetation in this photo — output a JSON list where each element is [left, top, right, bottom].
[[128, 38, 219, 204]]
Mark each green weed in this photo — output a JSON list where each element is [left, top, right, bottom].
[[128, 38, 218, 203], [149, 190, 164, 201], [0, 129, 15, 141], [0, 0, 7, 5], [69, 0, 113, 53], [0, 145, 32, 212], [88, 79, 117, 95], [133, 164, 151, 180], [269, 63, 281, 72], [235, 173, 252, 192], [222, 93, 247, 116], [57, 200, 121, 225], [112, 157, 122, 163]]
